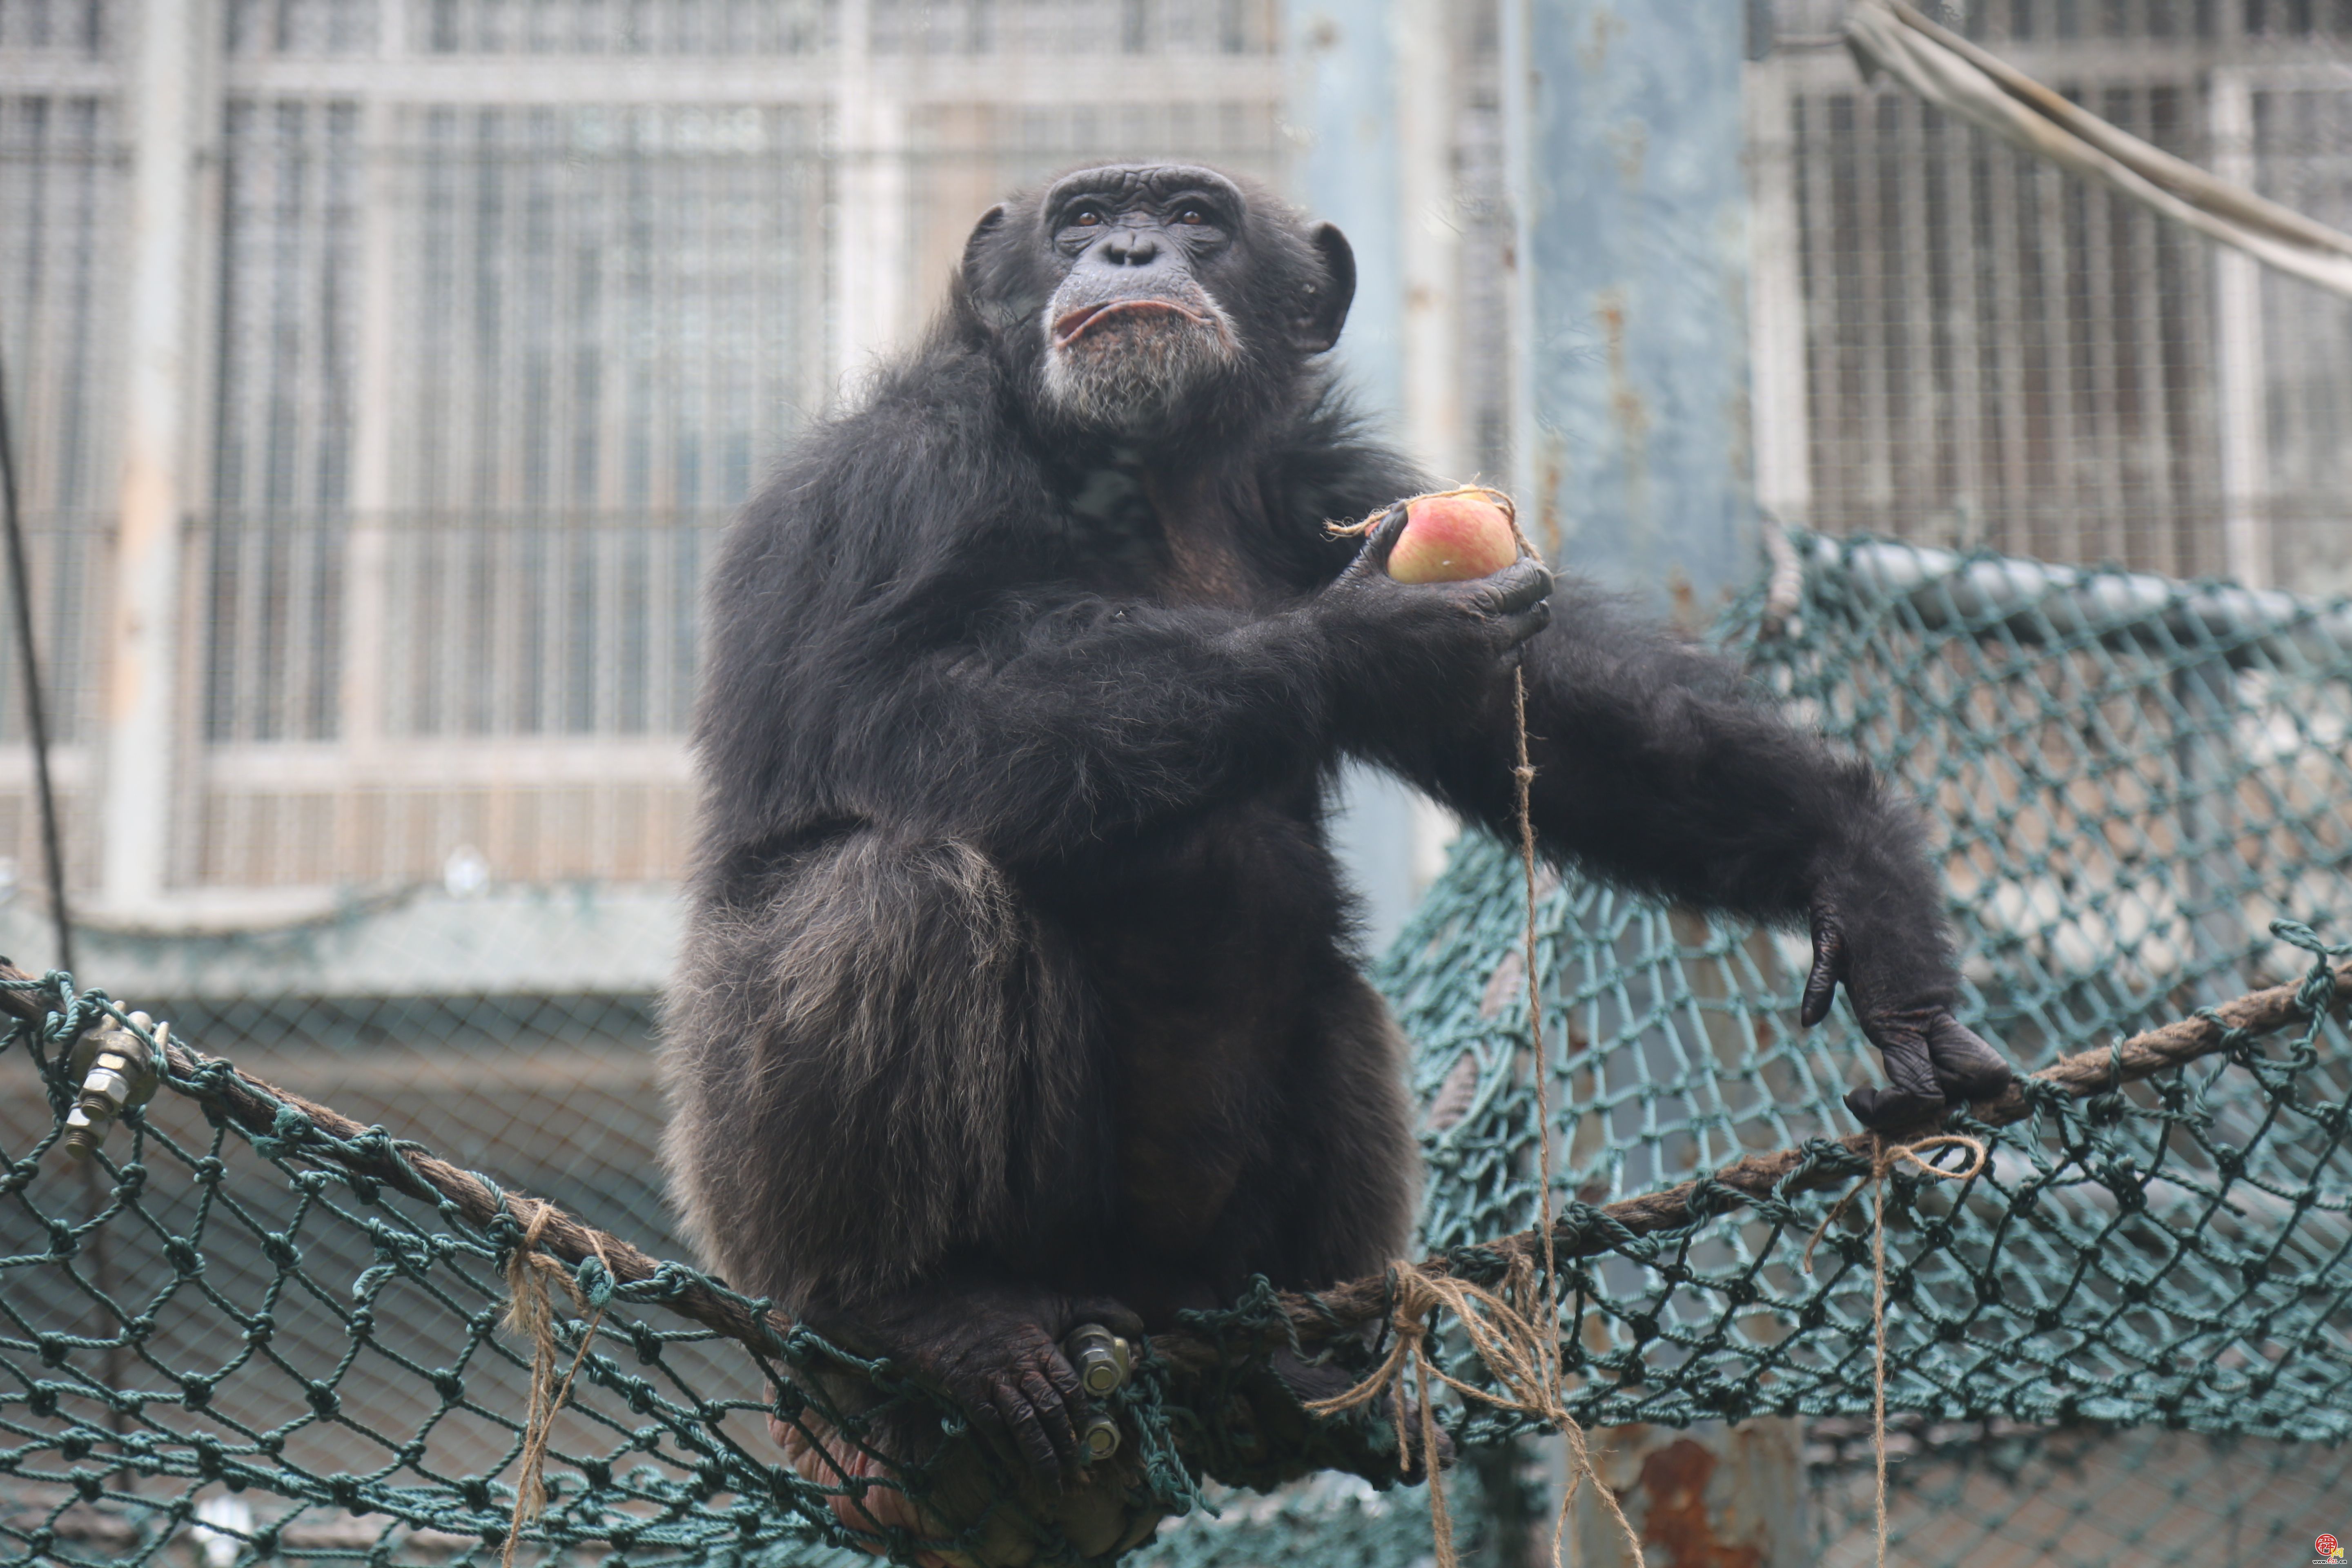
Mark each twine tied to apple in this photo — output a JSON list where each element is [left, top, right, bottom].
[[1328, 486, 1527, 583]]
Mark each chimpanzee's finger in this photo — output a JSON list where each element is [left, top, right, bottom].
[[1468, 557, 1553, 616], [990, 1381, 1063, 1485], [1040, 1343, 1085, 1409], [1925, 1011, 2014, 1102], [1858, 1006, 1945, 1102], [1019, 1366, 1079, 1472], [1343, 500, 1412, 570], [1493, 598, 1552, 654], [1844, 1083, 1950, 1131], [1800, 904, 1846, 1028], [965, 1383, 1014, 1457], [1068, 1296, 1147, 1343]]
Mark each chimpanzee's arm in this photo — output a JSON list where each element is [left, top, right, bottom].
[[842, 599, 1350, 858], [703, 562, 1551, 870], [693, 388, 1545, 865], [1356, 570, 2013, 1127], [1262, 423, 1910, 928], [1386, 582, 1899, 918]]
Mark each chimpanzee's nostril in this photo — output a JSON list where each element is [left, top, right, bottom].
[[1101, 230, 1158, 266]]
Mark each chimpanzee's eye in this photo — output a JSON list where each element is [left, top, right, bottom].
[[1071, 208, 1102, 227], [1178, 208, 1207, 225]]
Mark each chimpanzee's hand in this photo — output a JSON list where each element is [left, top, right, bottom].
[[1311, 501, 1552, 716], [1802, 895, 2014, 1129]]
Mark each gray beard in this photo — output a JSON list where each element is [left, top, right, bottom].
[[1038, 289, 1240, 434]]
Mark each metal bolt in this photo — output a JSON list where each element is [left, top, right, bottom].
[[60, 1105, 103, 1160], [1080, 1414, 1121, 1461], [1065, 1323, 1131, 1397], [62, 1013, 164, 1160]]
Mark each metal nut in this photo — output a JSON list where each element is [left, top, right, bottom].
[[83, 1062, 134, 1111], [1065, 1323, 1131, 1397], [61, 1014, 165, 1160], [1080, 1414, 1121, 1461]]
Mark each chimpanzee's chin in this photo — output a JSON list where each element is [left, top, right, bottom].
[[1040, 336, 1228, 435]]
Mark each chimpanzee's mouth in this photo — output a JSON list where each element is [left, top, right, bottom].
[[1051, 298, 1213, 348]]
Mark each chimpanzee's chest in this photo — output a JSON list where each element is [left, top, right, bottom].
[[1037, 795, 1350, 1255], [1057, 454, 1279, 611]]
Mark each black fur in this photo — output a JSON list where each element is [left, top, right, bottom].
[[662, 163, 2008, 1482]]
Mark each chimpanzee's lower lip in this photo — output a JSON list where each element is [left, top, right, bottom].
[[1052, 299, 1210, 347]]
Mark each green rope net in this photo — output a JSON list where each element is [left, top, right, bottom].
[[3, 531, 2349, 1566]]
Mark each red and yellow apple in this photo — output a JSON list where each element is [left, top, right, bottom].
[[1386, 490, 1519, 584]]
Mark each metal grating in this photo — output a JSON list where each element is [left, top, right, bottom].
[[1751, 3, 2352, 600], [2253, 81, 2352, 594], [1788, 83, 2222, 575], [0, 1, 1298, 899]]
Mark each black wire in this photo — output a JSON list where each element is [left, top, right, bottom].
[[0, 321, 76, 976]]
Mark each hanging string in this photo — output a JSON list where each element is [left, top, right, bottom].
[[1802, 1131, 1988, 1568], [1313, 489, 1641, 1566], [1503, 521, 1646, 1566], [1513, 662, 1638, 1567], [503, 1200, 615, 1568]]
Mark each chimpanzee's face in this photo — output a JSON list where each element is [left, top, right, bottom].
[[1033, 166, 1247, 433], [958, 163, 1356, 440]]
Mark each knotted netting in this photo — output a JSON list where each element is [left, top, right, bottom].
[[2, 531, 2349, 1567], [1363, 530, 2352, 1561]]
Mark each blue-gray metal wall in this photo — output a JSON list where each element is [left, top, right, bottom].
[[1286, 0, 1756, 949]]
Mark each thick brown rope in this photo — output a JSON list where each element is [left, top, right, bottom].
[[501, 1200, 613, 1568], [99, 960, 2316, 1370], [4, 905, 2338, 1521], [1276, 957, 2346, 1342]]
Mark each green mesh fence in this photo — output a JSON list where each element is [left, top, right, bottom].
[[4, 532, 2351, 1568], [0, 975, 1256, 1568], [1367, 531, 2352, 1428]]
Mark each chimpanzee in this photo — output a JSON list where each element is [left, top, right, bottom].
[[660, 162, 2012, 1484]]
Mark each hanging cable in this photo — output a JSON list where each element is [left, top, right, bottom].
[[1845, 0, 2352, 298], [0, 317, 77, 975]]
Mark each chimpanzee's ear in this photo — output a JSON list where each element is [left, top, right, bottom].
[[960, 204, 1029, 330], [960, 204, 1009, 289], [1296, 223, 1356, 354]]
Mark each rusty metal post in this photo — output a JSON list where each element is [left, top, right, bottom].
[[1284, 0, 1445, 951], [1497, 3, 1809, 1557], [1570, 1420, 1808, 1568], [1501, 0, 1756, 610], [100, 0, 220, 915]]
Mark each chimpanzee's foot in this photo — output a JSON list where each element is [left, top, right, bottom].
[[766, 1394, 940, 1552], [1272, 1346, 1454, 1479], [829, 1283, 1143, 1487]]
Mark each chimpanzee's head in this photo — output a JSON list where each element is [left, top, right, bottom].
[[956, 164, 1356, 438]]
